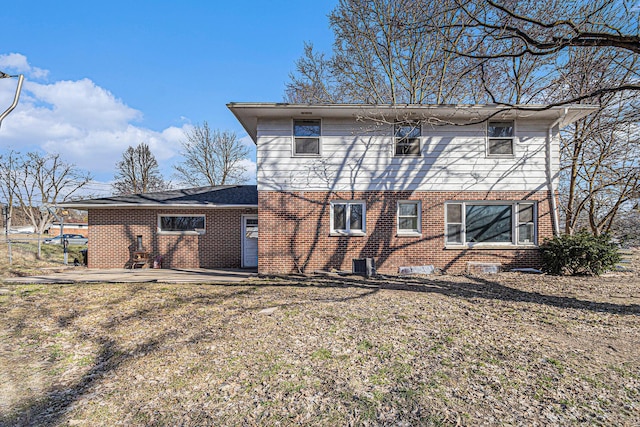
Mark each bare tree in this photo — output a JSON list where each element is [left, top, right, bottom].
[[0, 150, 20, 232], [113, 143, 169, 195], [174, 123, 249, 187], [452, 0, 640, 105], [0, 151, 92, 259], [286, 0, 474, 104], [552, 45, 640, 235], [290, 0, 640, 105]]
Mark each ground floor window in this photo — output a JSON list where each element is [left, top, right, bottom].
[[397, 201, 421, 235], [158, 214, 206, 234], [445, 201, 536, 245], [331, 201, 366, 235]]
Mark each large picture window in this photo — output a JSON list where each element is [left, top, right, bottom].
[[158, 215, 206, 233], [331, 201, 366, 235], [445, 202, 536, 246], [293, 119, 321, 156], [394, 122, 421, 156]]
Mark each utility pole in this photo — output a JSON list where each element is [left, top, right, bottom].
[[2, 204, 11, 265], [0, 71, 23, 265]]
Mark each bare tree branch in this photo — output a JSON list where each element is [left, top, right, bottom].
[[113, 143, 169, 195], [174, 123, 249, 187]]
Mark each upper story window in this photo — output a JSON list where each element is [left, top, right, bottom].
[[293, 119, 321, 156], [330, 201, 366, 235], [158, 214, 206, 234], [445, 201, 536, 246], [397, 201, 422, 235], [487, 121, 515, 156], [394, 122, 421, 156]]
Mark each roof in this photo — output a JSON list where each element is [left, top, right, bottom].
[[227, 102, 599, 143], [60, 185, 258, 209]]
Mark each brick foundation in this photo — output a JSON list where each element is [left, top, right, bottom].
[[258, 190, 555, 274], [87, 207, 257, 269]]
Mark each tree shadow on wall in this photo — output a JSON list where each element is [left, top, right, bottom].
[[258, 114, 551, 275]]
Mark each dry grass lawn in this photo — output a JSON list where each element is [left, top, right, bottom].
[[0, 254, 639, 425]]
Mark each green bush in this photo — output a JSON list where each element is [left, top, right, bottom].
[[540, 232, 620, 276]]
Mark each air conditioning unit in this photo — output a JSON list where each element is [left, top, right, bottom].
[[352, 258, 376, 277]]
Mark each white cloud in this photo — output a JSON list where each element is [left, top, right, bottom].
[[26, 79, 141, 129], [239, 158, 257, 184], [0, 53, 49, 79], [0, 54, 258, 190], [0, 55, 189, 182], [238, 134, 256, 149]]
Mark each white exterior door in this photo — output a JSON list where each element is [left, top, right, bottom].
[[242, 215, 258, 268]]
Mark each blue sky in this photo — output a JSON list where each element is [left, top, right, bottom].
[[0, 0, 336, 195]]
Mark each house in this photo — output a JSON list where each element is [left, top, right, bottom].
[[63, 103, 596, 274], [227, 103, 597, 274], [61, 185, 258, 269]]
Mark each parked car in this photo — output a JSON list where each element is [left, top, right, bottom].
[[43, 234, 88, 245]]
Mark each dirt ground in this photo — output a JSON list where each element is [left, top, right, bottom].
[[0, 257, 639, 426]]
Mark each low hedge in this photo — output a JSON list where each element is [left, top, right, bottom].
[[540, 232, 620, 276]]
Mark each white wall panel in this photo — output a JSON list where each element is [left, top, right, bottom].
[[256, 117, 558, 192]]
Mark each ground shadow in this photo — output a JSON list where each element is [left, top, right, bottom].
[[2, 272, 636, 426], [253, 273, 640, 316], [0, 286, 262, 427]]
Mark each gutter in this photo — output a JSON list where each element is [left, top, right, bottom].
[[547, 109, 568, 237], [57, 203, 259, 209]]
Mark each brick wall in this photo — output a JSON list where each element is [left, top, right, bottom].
[[87, 207, 257, 269], [258, 190, 556, 274]]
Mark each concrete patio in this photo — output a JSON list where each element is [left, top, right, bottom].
[[3, 267, 258, 284]]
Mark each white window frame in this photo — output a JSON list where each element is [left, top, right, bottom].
[[486, 120, 516, 157], [517, 203, 536, 245], [292, 118, 321, 157], [397, 200, 422, 236], [158, 214, 206, 235], [330, 200, 366, 236], [444, 201, 537, 247], [394, 122, 422, 157]]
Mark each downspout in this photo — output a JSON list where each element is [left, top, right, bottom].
[[547, 108, 568, 237]]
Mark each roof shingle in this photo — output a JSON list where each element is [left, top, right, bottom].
[[61, 185, 258, 208]]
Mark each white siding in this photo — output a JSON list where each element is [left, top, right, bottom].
[[256, 117, 558, 192]]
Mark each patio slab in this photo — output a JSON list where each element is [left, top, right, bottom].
[[3, 267, 258, 284]]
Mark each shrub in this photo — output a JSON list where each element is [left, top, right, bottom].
[[540, 232, 620, 276]]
